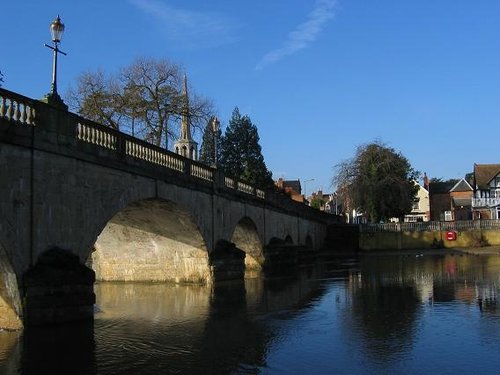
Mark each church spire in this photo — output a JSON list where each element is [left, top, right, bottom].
[[180, 74, 192, 141], [174, 73, 198, 160]]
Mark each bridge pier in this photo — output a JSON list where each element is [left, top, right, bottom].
[[23, 248, 95, 326], [209, 240, 246, 282]]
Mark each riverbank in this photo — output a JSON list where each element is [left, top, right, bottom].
[[359, 245, 500, 257]]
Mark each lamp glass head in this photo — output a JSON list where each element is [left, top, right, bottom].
[[50, 15, 65, 43]]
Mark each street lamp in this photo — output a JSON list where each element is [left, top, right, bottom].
[[42, 15, 68, 110], [211, 116, 220, 167], [303, 178, 315, 200]]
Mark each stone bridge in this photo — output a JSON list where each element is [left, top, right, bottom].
[[0, 88, 340, 329]]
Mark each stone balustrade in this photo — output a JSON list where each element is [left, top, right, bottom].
[[0, 88, 266, 200], [0, 90, 36, 126]]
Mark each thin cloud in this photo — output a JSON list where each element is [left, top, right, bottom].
[[130, 0, 238, 49], [256, 0, 337, 70]]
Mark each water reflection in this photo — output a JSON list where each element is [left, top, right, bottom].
[[0, 253, 499, 374]]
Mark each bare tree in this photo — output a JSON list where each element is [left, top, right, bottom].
[[67, 57, 214, 149], [67, 70, 125, 130]]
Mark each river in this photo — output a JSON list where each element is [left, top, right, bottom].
[[1, 251, 500, 374]]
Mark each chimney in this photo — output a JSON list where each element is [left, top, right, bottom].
[[423, 173, 429, 191]]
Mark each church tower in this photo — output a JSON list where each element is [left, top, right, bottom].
[[174, 74, 198, 160]]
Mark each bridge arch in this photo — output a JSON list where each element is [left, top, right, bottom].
[[89, 198, 210, 283], [230, 217, 264, 271], [0, 243, 22, 329]]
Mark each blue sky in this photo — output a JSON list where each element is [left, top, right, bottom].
[[2, 1, 500, 195]]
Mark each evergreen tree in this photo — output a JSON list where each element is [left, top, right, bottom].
[[219, 107, 274, 189], [199, 116, 222, 166]]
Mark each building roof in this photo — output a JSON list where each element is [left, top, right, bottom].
[[474, 164, 500, 189], [429, 180, 458, 194], [450, 178, 473, 192]]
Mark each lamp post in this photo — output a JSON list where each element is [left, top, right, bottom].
[[211, 116, 220, 167], [303, 178, 315, 201], [42, 15, 68, 110]]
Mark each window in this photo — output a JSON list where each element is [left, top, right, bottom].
[[444, 211, 453, 221], [412, 198, 420, 211]]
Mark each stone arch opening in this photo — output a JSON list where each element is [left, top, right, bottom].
[[285, 235, 293, 244], [0, 244, 22, 330], [90, 198, 210, 284], [231, 217, 263, 271]]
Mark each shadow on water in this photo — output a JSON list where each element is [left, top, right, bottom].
[[6, 321, 97, 375]]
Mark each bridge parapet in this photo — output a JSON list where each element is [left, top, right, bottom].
[[0, 87, 341, 226], [0, 88, 259, 196], [0, 89, 36, 126]]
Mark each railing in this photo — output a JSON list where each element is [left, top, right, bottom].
[[0, 90, 36, 126], [360, 220, 500, 233], [237, 181, 254, 195], [77, 120, 117, 150], [256, 189, 265, 199], [225, 177, 235, 189], [191, 164, 213, 182], [472, 197, 500, 208], [0, 88, 269, 200], [125, 138, 184, 172]]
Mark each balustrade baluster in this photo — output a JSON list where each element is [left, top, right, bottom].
[[0, 97, 5, 118], [6, 100, 13, 120], [20, 104, 27, 124], [13, 101, 20, 122], [27, 106, 35, 125]]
